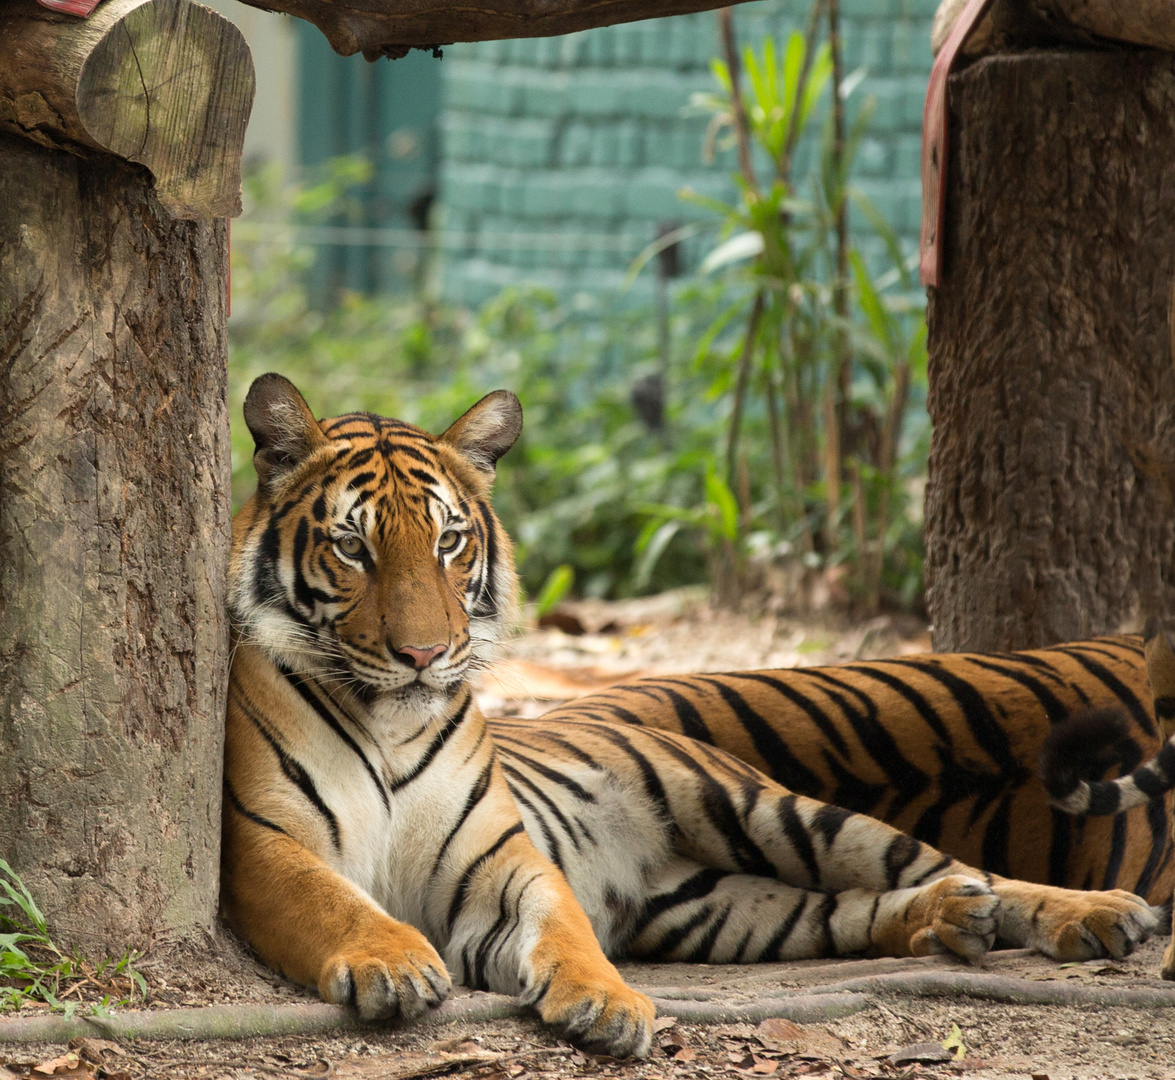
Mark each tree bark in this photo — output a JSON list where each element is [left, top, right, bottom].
[[0, 146, 232, 951], [925, 50, 1175, 652], [0, 0, 253, 219]]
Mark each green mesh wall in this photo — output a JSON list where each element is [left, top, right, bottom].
[[435, 0, 938, 306]]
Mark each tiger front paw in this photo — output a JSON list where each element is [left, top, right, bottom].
[[1028, 887, 1157, 962], [905, 875, 1000, 961], [528, 968, 655, 1058], [318, 923, 452, 1021]]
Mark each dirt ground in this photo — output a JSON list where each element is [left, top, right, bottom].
[[4, 595, 1175, 1080]]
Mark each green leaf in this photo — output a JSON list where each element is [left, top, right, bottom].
[[705, 470, 740, 541], [534, 564, 575, 616], [633, 520, 683, 591]]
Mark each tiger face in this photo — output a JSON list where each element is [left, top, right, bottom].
[[227, 374, 522, 730]]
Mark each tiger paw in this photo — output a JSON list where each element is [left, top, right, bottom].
[[318, 924, 452, 1021], [529, 968, 655, 1058], [904, 875, 1000, 961], [1161, 935, 1175, 981], [1020, 887, 1157, 961]]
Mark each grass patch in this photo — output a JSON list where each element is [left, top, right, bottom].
[[0, 859, 147, 1017]]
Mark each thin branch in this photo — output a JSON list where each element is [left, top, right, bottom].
[[717, 7, 759, 195], [725, 291, 765, 492]]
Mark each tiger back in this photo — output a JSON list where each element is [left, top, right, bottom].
[[537, 638, 1174, 904]]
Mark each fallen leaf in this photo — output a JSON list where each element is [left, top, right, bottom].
[[298, 1063, 333, 1077], [755, 1018, 843, 1057], [887, 1043, 952, 1065], [65, 1042, 122, 1065], [32, 1053, 91, 1078], [671, 1048, 695, 1063], [1031, 1074, 1049, 1080], [749, 1057, 778, 1075], [652, 1017, 678, 1034], [942, 1022, 966, 1060], [429, 1039, 480, 1054]]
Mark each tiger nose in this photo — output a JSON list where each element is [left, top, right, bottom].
[[396, 643, 448, 669]]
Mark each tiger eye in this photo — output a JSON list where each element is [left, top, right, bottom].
[[438, 529, 461, 553], [337, 535, 364, 558]]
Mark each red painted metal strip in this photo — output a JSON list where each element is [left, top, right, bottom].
[[919, 0, 996, 288], [37, 0, 103, 15]]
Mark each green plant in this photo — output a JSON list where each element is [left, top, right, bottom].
[[634, 5, 928, 611], [0, 859, 147, 1015]]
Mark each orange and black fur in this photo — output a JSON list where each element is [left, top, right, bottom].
[[537, 637, 1175, 905], [221, 376, 1157, 1057]]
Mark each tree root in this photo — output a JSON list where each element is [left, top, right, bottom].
[[1, 972, 1173, 1045]]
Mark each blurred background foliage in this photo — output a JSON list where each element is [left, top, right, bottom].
[[228, 11, 929, 614]]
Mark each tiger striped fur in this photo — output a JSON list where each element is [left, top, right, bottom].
[[539, 637, 1175, 905], [1040, 619, 1175, 979], [222, 376, 1158, 1056]]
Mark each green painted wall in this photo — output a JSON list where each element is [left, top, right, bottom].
[[435, 0, 938, 306], [296, 23, 442, 297]]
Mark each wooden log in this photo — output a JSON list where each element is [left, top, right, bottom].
[[0, 0, 254, 218], [924, 50, 1175, 651], [933, 0, 1175, 57], [0, 130, 233, 954], [233, 0, 756, 61]]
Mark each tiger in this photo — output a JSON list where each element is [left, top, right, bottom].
[[537, 636, 1175, 906], [1040, 618, 1175, 979], [221, 374, 1157, 1059]]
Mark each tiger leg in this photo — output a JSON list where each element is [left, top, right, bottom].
[[663, 770, 1157, 962], [220, 813, 451, 1021], [987, 875, 1157, 960], [440, 822, 655, 1056], [624, 857, 999, 962], [1163, 929, 1175, 980]]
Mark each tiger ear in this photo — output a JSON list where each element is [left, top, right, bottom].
[[243, 374, 328, 490], [439, 391, 523, 477]]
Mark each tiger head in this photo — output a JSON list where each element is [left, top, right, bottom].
[[228, 374, 522, 726]]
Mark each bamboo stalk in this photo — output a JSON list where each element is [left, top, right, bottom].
[[717, 6, 759, 195], [724, 291, 765, 492]]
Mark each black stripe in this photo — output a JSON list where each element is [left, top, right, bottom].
[[776, 795, 821, 888], [508, 783, 564, 870], [649, 905, 714, 958], [493, 746, 597, 803], [961, 656, 1070, 723], [685, 905, 733, 963], [388, 694, 471, 794], [642, 680, 716, 743], [799, 669, 929, 813], [760, 891, 810, 960], [1133, 795, 1171, 898], [235, 689, 341, 851], [1053, 647, 1156, 738], [502, 763, 583, 853], [837, 664, 953, 745], [447, 822, 525, 931], [724, 672, 851, 759], [699, 675, 824, 792], [980, 794, 1012, 877], [883, 834, 923, 889], [632, 868, 727, 935], [280, 668, 389, 812], [469, 867, 519, 990], [224, 779, 288, 836], [1047, 806, 1072, 887], [1102, 811, 1128, 889], [433, 757, 495, 875], [882, 659, 1018, 776]]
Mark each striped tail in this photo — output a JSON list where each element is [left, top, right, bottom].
[[1042, 618, 1175, 816]]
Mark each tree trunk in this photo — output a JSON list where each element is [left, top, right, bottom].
[[0, 141, 232, 954], [925, 50, 1175, 652]]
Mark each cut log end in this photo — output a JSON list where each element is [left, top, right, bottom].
[[0, 0, 254, 219]]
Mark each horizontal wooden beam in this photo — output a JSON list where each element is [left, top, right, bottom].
[[235, 0, 754, 60], [0, 0, 254, 218]]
